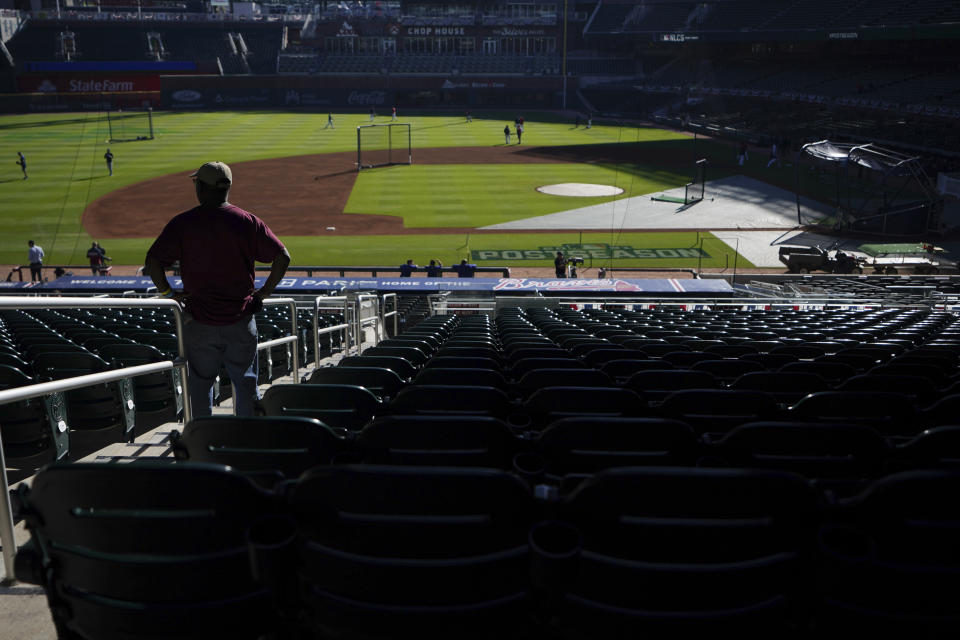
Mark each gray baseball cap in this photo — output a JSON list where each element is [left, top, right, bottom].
[[190, 161, 232, 187]]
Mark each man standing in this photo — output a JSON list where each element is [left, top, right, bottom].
[[104, 148, 114, 176], [27, 240, 44, 281], [504, 124, 511, 145], [392, 106, 398, 121], [767, 141, 780, 168], [86, 241, 111, 275], [554, 251, 566, 278], [516, 122, 523, 144], [369, 107, 376, 122], [465, 111, 472, 123], [325, 113, 335, 129], [426, 259, 443, 277], [452, 259, 477, 278], [16, 152, 26, 179], [399, 259, 417, 277], [144, 161, 291, 418]]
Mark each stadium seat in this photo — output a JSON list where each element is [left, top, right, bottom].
[[510, 357, 587, 377], [356, 415, 520, 468], [339, 355, 417, 380], [361, 345, 430, 367], [523, 386, 646, 429], [0, 364, 60, 474], [729, 371, 831, 405], [260, 384, 382, 431], [515, 368, 613, 399], [305, 366, 406, 400], [788, 391, 917, 436], [534, 416, 700, 478], [414, 367, 509, 390], [31, 351, 135, 452], [14, 462, 279, 640], [890, 426, 960, 471], [285, 465, 535, 638], [389, 384, 518, 422], [690, 358, 767, 381], [837, 374, 939, 406], [779, 361, 858, 385], [435, 346, 503, 360], [600, 358, 674, 383], [707, 421, 889, 484], [546, 467, 818, 636], [658, 389, 781, 435], [423, 355, 503, 372], [623, 369, 720, 402], [170, 416, 348, 485], [817, 470, 960, 636], [98, 342, 182, 430]]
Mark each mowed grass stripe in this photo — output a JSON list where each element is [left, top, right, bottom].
[[345, 164, 690, 228]]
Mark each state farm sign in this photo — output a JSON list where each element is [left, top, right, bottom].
[[18, 75, 161, 93]]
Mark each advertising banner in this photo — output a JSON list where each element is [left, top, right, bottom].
[[39, 276, 735, 296], [164, 87, 274, 109], [17, 75, 162, 93]]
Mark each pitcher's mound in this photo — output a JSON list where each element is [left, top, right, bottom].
[[536, 183, 623, 197]]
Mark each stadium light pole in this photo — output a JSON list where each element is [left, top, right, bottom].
[[561, 0, 568, 110]]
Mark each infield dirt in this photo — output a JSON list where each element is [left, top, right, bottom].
[[82, 143, 698, 239]]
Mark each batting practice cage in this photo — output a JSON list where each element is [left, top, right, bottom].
[[106, 107, 155, 143], [357, 123, 412, 170], [651, 158, 707, 205], [795, 140, 941, 236]]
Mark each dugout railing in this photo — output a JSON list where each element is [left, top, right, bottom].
[[255, 265, 512, 278], [10, 264, 114, 280], [12, 265, 512, 281]]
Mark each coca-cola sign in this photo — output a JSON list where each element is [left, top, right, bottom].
[[348, 90, 386, 105]]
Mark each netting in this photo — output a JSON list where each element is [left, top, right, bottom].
[[107, 108, 154, 143], [795, 140, 941, 235], [357, 123, 411, 170]]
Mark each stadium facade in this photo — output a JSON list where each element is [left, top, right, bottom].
[[0, 0, 957, 155]]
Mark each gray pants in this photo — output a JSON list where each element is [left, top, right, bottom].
[[184, 313, 259, 417]]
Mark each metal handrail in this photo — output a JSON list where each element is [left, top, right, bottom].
[[262, 299, 299, 387], [313, 296, 350, 366], [355, 294, 380, 352], [381, 293, 398, 337], [0, 296, 299, 583], [0, 296, 186, 585]]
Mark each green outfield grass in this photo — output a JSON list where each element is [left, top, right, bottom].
[[346, 163, 690, 228], [0, 110, 756, 268]]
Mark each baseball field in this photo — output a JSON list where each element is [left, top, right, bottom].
[[0, 110, 804, 272]]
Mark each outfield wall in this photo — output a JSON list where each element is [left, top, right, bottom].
[[160, 74, 567, 110]]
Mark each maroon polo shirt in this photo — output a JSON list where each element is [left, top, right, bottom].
[[147, 203, 285, 325]]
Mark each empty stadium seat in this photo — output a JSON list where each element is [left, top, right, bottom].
[[284, 465, 535, 637], [14, 462, 280, 640], [546, 467, 818, 636], [171, 416, 348, 484], [817, 470, 960, 636], [356, 415, 520, 468], [261, 384, 382, 431]]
